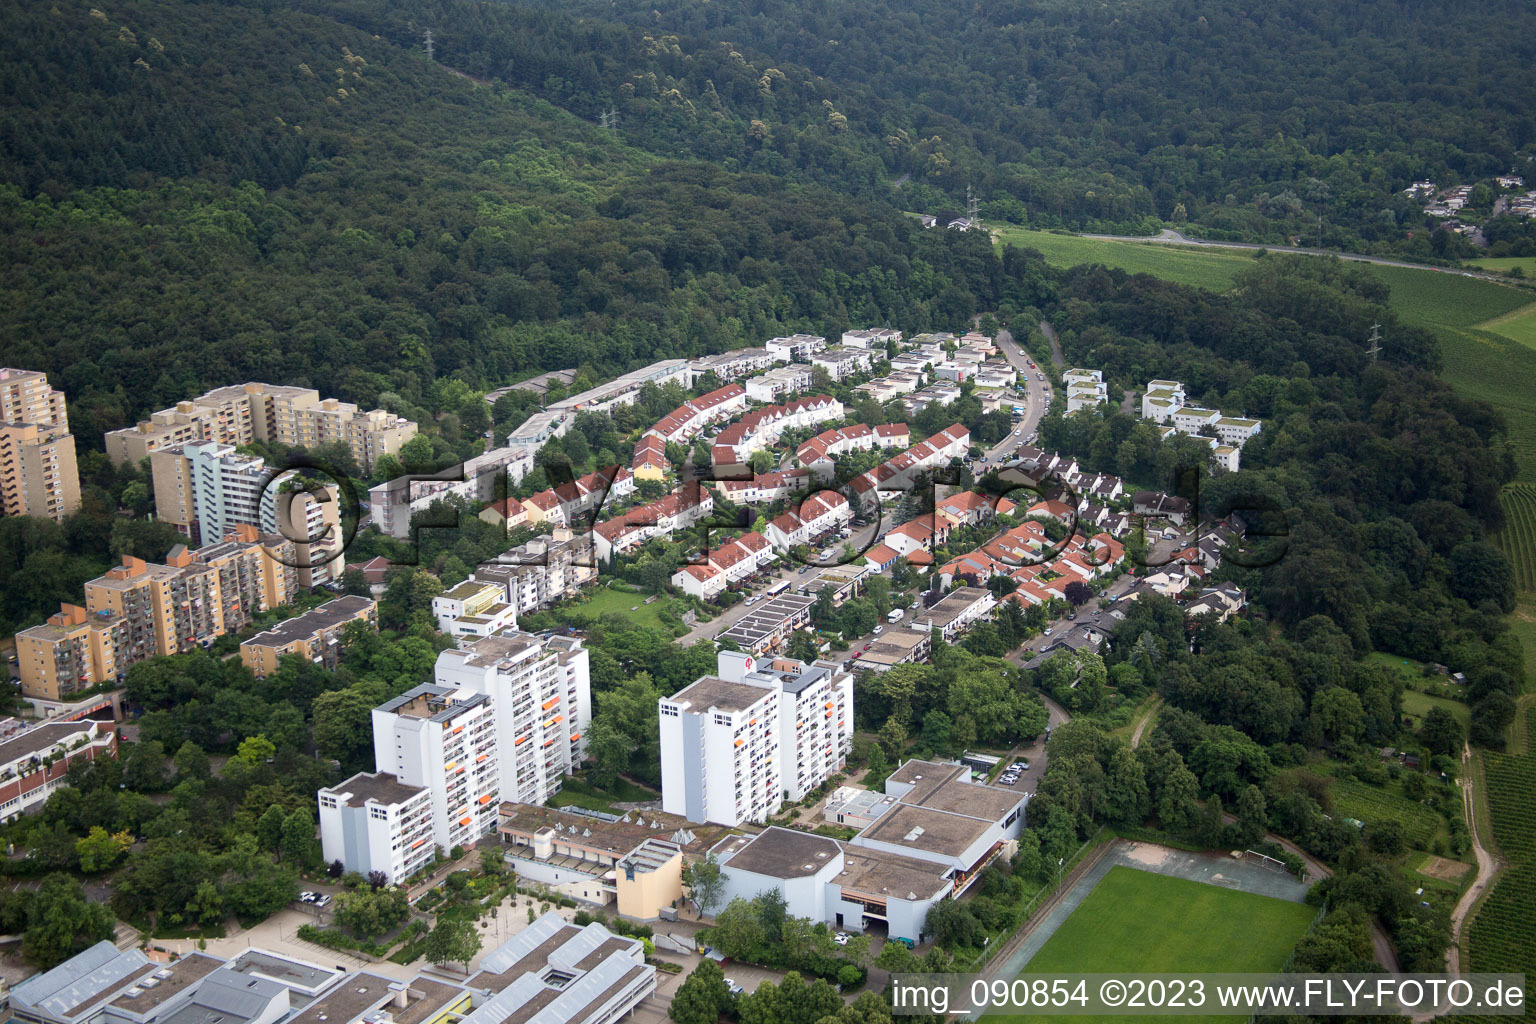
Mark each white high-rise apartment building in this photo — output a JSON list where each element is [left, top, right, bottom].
[[719, 651, 854, 802], [372, 684, 503, 852], [433, 631, 593, 806], [659, 675, 781, 827], [317, 771, 435, 883], [659, 652, 854, 826]]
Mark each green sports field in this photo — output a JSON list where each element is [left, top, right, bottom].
[[994, 867, 1317, 1024]]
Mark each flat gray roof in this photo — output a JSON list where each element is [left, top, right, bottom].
[[835, 843, 951, 902], [326, 771, 426, 809], [243, 596, 374, 649], [0, 722, 98, 770], [665, 676, 773, 715], [723, 827, 840, 879], [858, 803, 993, 859], [288, 972, 394, 1024]]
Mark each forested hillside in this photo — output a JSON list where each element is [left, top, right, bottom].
[[318, 0, 1536, 252], [0, 0, 1025, 449]]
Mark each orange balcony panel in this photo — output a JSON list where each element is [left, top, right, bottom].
[[459, 815, 473, 826], [541, 697, 560, 710]]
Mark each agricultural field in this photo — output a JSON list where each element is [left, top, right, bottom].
[[1325, 775, 1446, 852], [989, 229, 1536, 479], [1495, 485, 1536, 593], [999, 867, 1316, 1024], [991, 228, 1253, 292], [1457, 752, 1536, 1024], [1477, 302, 1536, 348]]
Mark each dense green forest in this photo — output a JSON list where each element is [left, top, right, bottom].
[[317, 0, 1536, 251], [0, 0, 1010, 451]]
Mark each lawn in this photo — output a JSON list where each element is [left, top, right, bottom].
[[1401, 688, 1472, 733], [1465, 256, 1536, 277], [564, 582, 669, 629], [996, 867, 1316, 1024], [1477, 299, 1536, 348], [1510, 603, 1536, 691]]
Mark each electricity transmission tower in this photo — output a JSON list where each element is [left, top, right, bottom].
[[423, 29, 434, 61], [1365, 322, 1382, 361], [598, 107, 619, 131], [966, 184, 980, 224]]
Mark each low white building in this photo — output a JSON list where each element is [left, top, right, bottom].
[[711, 827, 951, 946], [911, 586, 995, 642], [744, 365, 814, 403], [432, 579, 518, 637], [765, 333, 828, 363], [841, 328, 902, 349], [1062, 368, 1108, 414], [810, 346, 877, 382]]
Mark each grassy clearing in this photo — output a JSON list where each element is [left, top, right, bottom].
[[999, 867, 1315, 1024], [1478, 302, 1536, 349], [565, 581, 669, 629], [1504, 602, 1536, 692], [1465, 256, 1536, 277], [1402, 688, 1471, 733], [992, 227, 1254, 292]]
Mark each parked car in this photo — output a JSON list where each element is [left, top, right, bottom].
[[872, 625, 883, 635], [299, 891, 317, 903], [999, 774, 1018, 786], [1042, 627, 1053, 636], [834, 932, 850, 946], [1012, 761, 1029, 772], [313, 894, 332, 908], [727, 980, 745, 997]]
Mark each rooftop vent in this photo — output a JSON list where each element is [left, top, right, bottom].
[[125, 989, 145, 999], [903, 826, 925, 842]]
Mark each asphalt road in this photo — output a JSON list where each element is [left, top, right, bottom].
[[979, 327, 1052, 468]]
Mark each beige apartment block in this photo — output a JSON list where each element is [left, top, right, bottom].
[[16, 527, 312, 699], [0, 368, 80, 522], [14, 604, 131, 701], [106, 382, 415, 472]]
